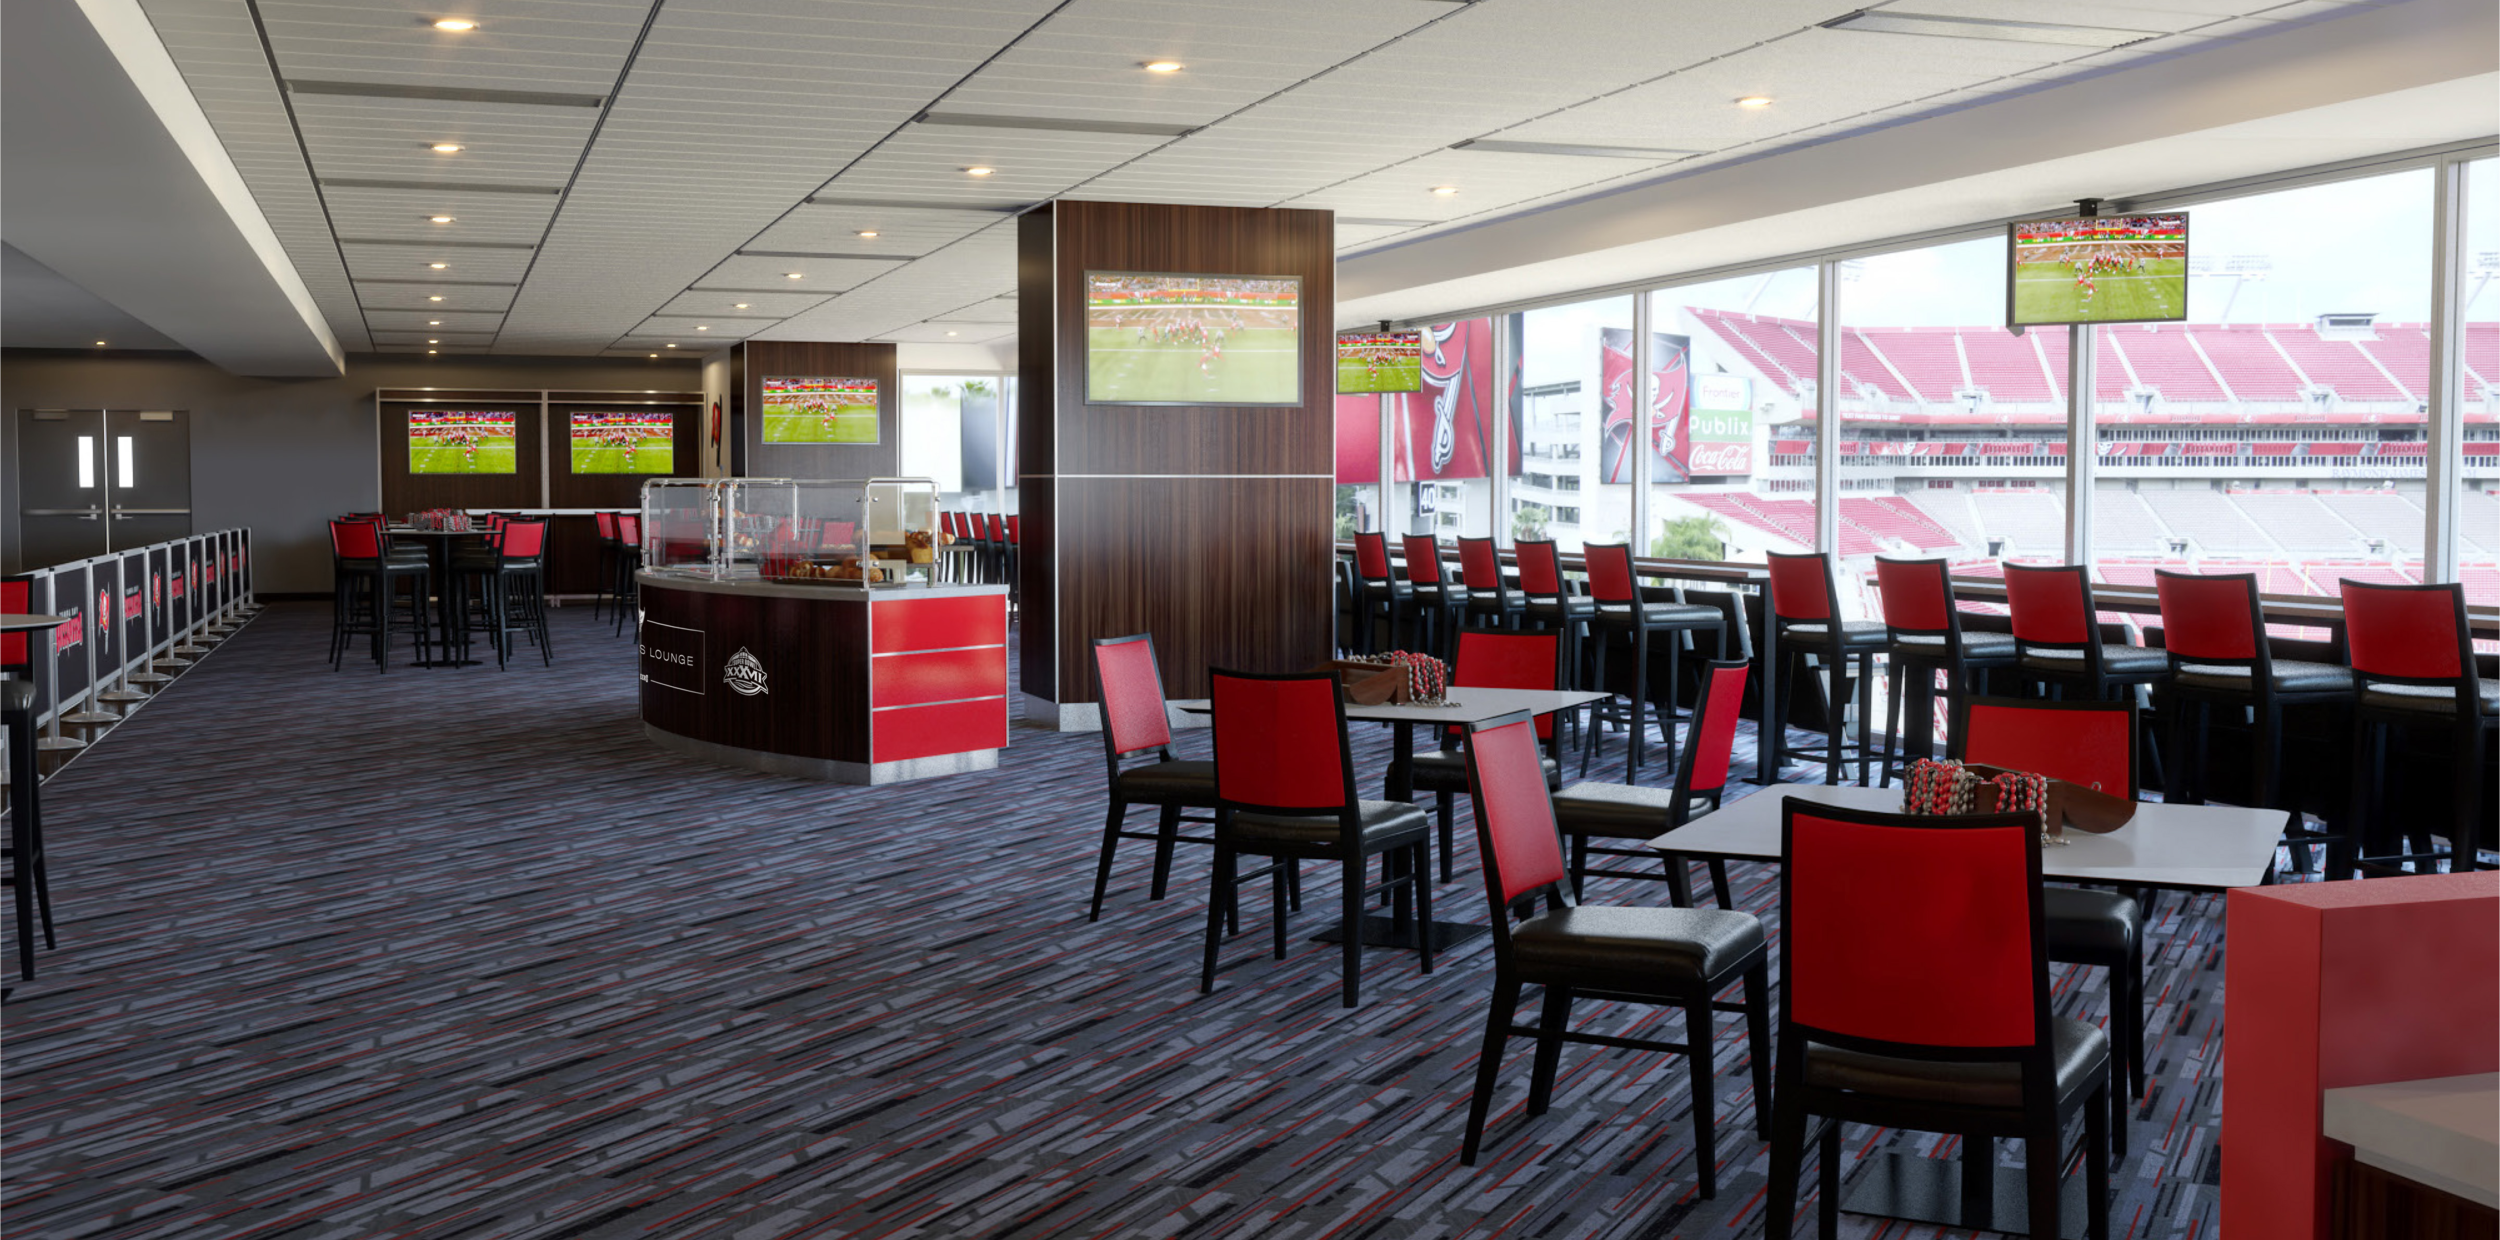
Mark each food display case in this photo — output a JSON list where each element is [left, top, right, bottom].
[[640, 476, 946, 586], [634, 476, 1008, 785]]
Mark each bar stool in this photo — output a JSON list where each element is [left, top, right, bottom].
[[1875, 557, 2017, 785], [4, 677, 58, 982], [2340, 580, 2491, 874], [2004, 563, 2170, 704], [1514, 539, 1593, 676], [1456, 537, 1522, 632], [592, 511, 621, 620], [1765, 550, 1885, 786], [1401, 534, 1465, 660], [2154, 568, 2354, 876], [612, 513, 643, 636], [1579, 543, 1725, 782], [1349, 531, 1408, 655], [329, 519, 431, 672], [456, 519, 552, 668]]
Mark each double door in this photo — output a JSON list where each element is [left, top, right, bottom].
[[13, 409, 192, 569]]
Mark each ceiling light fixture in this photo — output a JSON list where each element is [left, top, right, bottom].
[[1430, 185, 1460, 196], [428, 294, 445, 301], [429, 262, 448, 269], [784, 272, 804, 279], [430, 142, 464, 153], [945, 330, 958, 336], [428, 349, 439, 354], [428, 339, 439, 344], [696, 325, 708, 331], [1820, 8, 2159, 47], [1734, 95, 1773, 108], [649, 353, 658, 358], [432, 18, 477, 31], [856, 230, 878, 238], [429, 215, 455, 223], [1141, 60, 1183, 73], [428, 319, 441, 325], [733, 303, 750, 309], [962, 166, 995, 177], [665, 343, 676, 348], [95, 340, 107, 347]]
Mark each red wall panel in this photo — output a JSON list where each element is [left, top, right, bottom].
[[871, 595, 1006, 653], [871, 647, 1008, 709], [873, 697, 1008, 764]]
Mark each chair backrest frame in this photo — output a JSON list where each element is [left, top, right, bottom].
[[1447, 630, 1564, 747], [2341, 579, 2479, 695], [1401, 534, 1450, 587], [1092, 633, 1177, 778], [1875, 556, 1973, 656], [1352, 531, 1393, 584], [2154, 568, 2274, 684], [1463, 711, 1576, 956], [1765, 550, 1841, 628], [1210, 668, 1363, 839], [1951, 694, 2139, 800], [1514, 539, 1566, 599], [1668, 660, 1752, 815]]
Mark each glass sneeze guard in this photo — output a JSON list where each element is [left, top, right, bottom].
[[640, 477, 945, 586]]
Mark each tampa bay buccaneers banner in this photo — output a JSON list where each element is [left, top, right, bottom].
[[1391, 318, 1509, 482], [1334, 394, 1381, 486], [1598, 327, 1694, 486]]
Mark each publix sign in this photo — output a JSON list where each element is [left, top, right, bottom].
[[1688, 375, 1753, 477]]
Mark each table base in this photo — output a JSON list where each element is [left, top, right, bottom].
[[1841, 1152, 2091, 1239], [1309, 915, 1488, 952]]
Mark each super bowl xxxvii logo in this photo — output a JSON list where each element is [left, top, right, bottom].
[[723, 647, 769, 696]]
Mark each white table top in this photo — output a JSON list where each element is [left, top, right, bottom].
[[1644, 783, 2287, 891], [1344, 686, 1608, 726], [0, 614, 73, 633], [2324, 1073, 2499, 1208]]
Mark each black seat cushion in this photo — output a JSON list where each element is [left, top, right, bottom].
[[1803, 1016, 2109, 1109], [2360, 681, 2500, 717], [1596, 602, 1723, 629], [2173, 659, 2352, 697], [1408, 748, 1557, 793], [1551, 781, 1712, 840], [1, 678, 34, 715], [1229, 799, 1429, 854], [1508, 905, 1764, 988], [1891, 631, 2018, 663], [1783, 619, 1887, 648], [1523, 595, 1597, 618], [2021, 643, 2169, 678], [2042, 886, 2140, 965], [1112, 759, 1216, 804]]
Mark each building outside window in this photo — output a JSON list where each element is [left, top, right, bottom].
[[1511, 298, 1631, 552], [1647, 267, 1821, 564]]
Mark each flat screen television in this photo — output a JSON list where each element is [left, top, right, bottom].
[[407, 410, 517, 474], [762, 377, 880, 444], [2007, 212, 2189, 327], [1083, 272, 1300, 406], [570, 411, 674, 474], [1336, 331, 1422, 394]]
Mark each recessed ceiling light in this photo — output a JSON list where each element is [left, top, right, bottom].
[[665, 343, 676, 348], [649, 353, 659, 358], [784, 272, 804, 279], [963, 166, 995, 177], [733, 303, 750, 309], [428, 339, 439, 344], [428, 215, 455, 223], [432, 18, 477, 31], [1142, 60, 1184, 73], [856, 230, 879, 238], [428, 295, 444, 301], [696, 325, 708, 331], [1430, 185, 1460, 196], [428, 349, 438, 354], [95, 340, 107, 347], [430, 142, 463, 153], [429, 262, 448, 269], [1734, 95, 1773, 108], [945, 330, 958, 337], [428, 319, 441, 325]]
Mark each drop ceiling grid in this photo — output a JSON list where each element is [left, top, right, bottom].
[[343, 244, 535, 284], [762, 222, 1021, 343], [252, 0, 650, 93], [290, 96, 602, 185], [324, 186, 558, 244]]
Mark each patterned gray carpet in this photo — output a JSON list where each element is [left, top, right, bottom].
[[2, 603, 2234, 1239]]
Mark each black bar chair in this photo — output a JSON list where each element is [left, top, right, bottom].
[[1765, 550, 1885, 786], [2340, 579, 2491, 874]]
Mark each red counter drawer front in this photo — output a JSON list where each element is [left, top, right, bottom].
[[872, 646, 1008, 709], [873, 697, 1008, 764], [871, 595, 1005, 653]]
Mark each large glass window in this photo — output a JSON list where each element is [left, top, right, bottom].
[[2460, 157, 2498, 606], [1511, 299, 1630, 551], [1388, 317, 1500, 538], [1647, 267, 1820, 563], [901, 374, 1008, 514], [2091, 168, 2432, 605]]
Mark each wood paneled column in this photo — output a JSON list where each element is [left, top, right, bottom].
[[1016, 201, 1336, 727]]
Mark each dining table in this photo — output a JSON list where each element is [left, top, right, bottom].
[[1645, 781, 2290, 1237]]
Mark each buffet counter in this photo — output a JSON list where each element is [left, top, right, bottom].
[[637, 572, 1010, 784]]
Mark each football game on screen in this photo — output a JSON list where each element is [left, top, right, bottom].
[[2008, 213, 2189, 327], [1336, 331, 1422, 394], [1083, 273, 1300, 405], [762, 377, 879, 444], [407, 410, 517, 475], [570, 412, 674, 474]]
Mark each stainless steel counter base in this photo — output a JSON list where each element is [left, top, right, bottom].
[[643, 723, 999, 785]]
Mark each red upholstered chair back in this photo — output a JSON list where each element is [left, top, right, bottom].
[[330, 519, 382, 560], [1582, 542, 1637, 604], [1, 580, 27, 669], [1453, 630, 1559, 740], [1515, 539, 1563, 596], [619, 514, 641, 548], [1678, 660, 1750, 799], [1766, 551, 1835, 621], [987, 514, 1007, 542], [1457, 537, 1502, 591], [595, 511, 617, 540], [1092, 635, 1175, 759], [1875, 557, 1954, 634], [2341, 580, 2471, 683], [1782, 803, 2046, 1050], [2004, 563, 2095, 647], [1006, 516, 1020, 545], [499, 519, 546, 560], [1211, 670, 1354, 813], [1464, 715, 1570, 907], [2155, 569, 2262, 663], [1960, 697, 2137, 799], [1401, 535, 1445, 585], [1353, 531, 1391, 581]]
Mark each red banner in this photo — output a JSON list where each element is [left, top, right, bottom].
[[1598, 328, 1694, 484], [55, 608, 82, 653], [1335, 394, 1381, 486], [1392, 318, 1500, 482], [124, 589, 143, 621]]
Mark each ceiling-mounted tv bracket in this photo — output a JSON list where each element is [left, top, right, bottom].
[[1380, 321, 1393, 333], [2075, 197, 2104, 218]]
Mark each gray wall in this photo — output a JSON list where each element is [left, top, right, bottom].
[[2, 349, 700, 591]]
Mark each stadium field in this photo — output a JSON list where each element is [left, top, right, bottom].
[[2012, 257, 2186, 325], [410, 442, 516, 475], [571, 438, 672, 474], [762, 406, 876, 444], [1086, 327, 1298, 404], [1337, 353, 1421, 394]]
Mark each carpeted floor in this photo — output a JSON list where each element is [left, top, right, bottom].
[[2, 602, 2235, 1239]]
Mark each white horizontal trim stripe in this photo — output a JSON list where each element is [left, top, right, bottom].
[[871, 643, 1004, 656], [872, 694, 1008, 711]]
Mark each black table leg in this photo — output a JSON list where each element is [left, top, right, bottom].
[[1755, 616, 1782, 784], [1324, 718, 1486, 951]]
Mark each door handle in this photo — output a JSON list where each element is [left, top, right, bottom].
[[22, 508, 104, 518]]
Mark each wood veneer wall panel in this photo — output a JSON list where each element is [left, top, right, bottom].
[[740, 341, 898, 479]]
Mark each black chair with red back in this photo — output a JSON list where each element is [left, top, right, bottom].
[[329, 518, 431, 672], [1763, 800, 2112, 1240], [1348, 531, 1409, 655], [1086, 635, 1221, 921], [1579, 542, 1725, 782], [611, 512, 645, 636], [1401, 534, 1466, 660], [1953, 696, 2149, 1115], [2155, 569, 2353, 876], [2, 588, 56, 981], [592, 511, 621, 621], [1875, 557, 2017, 785], [1513, 538, 1594, 684], [2340, 580, 2491, 875], [1456, 711, 1771, 1198], [456, 518, 552, 668], [1456, 536, 1522, 632], [1405, 630, 1564, 882], [1551, 659, 1748, 908], [2003, 562, 2169, 706], [1205, 669, 1434, 1008], [1765, 550, 1886, 786]]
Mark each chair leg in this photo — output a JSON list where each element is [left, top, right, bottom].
[[2025, 1110, 2063, 1240], [1709, 859, 1735, 911], [1149, 804, 1181, 900], [2453, 719, 2485, 871], [1270, 860, 1290, 960], [1743, 965, 1773, 1139], [1660, 850, 1694, 909], [1882, 661, 1904, 789], [2087, 1086, 2113, 1240], [1088, 800, 1128, 923], [1822, 651, 1844, 786], [1461, 976, 1522, 1165], [1436, 791, 1455, 884], [1687, 989, 1719, 1199], [1199, 847, 1232, 994], [1581, 632, 1609, 779], [1338, 854, 1367, 1008], [1413, 840, 1435, 976], [1855, 651, 1876, 787], [1526, 985, 1571, 1115], [1625, 629, 1649, 783], [1764, 1047, 1811, 1240], [1568, 834, 1589, 902], [1818, 1122, 1843, 1239]]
